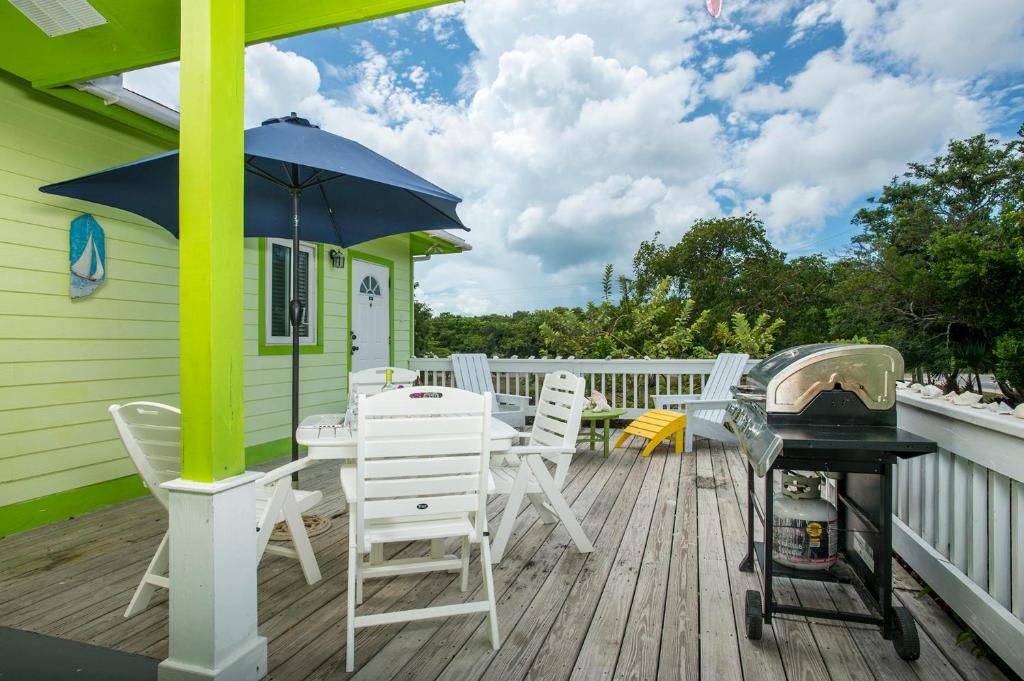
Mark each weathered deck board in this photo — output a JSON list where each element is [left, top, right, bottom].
[[0, 435, 1006, 681]]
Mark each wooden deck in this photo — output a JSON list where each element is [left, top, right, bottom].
[[0, 434, 1008, 681]]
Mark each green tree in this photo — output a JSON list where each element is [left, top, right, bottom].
[[833, 128, 1024, 395]]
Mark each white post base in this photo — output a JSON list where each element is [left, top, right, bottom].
[[159, 472, 267, 681]]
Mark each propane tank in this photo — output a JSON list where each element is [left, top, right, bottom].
[[773, 472, 838, 571]]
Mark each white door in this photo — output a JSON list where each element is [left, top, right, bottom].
[[350, 259, 390, 372]]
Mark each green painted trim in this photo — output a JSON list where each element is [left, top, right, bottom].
[[0, 474, 148, 539], [257, 239, 325, 356], [410, 250, 416, 359], [42, 86, 179, 145], [0, 437, 302, 537], [244, 437, 305, 465], [177, 0, 246, 482], [19, 1, 461, 90], [347, 249, 396, 375]]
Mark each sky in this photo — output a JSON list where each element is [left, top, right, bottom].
[[124, 0, 1024, 316]]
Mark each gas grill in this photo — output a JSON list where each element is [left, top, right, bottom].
[[728, 343, 936, 660]]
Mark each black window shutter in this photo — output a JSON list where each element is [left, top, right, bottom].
[[270, 243, 289, 337]]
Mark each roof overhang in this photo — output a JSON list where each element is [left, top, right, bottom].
[[1, 0, 459, 89], [411, 230, 471, 256]]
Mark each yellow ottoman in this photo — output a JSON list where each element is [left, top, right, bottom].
[[613, 409, 687, 457]]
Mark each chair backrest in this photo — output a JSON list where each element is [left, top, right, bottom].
[[529, 371, 586, 487], [697, 353, 750, 425], [109, 402, 181, 510], [451, 354, 498, 402], [349, 366, 418, 397], [354, 387, 492, 549]]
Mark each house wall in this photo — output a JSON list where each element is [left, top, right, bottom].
[[0, 71, 415, 535]]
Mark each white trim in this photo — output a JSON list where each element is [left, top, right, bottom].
[[426, 229, 472, 252], [72, 75, 180, 130], [263, 238, 318, 347]]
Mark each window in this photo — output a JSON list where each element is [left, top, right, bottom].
[[263, 238, 318, 346], [359, 275, 381, 297]]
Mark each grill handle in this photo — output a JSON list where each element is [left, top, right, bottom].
[[731, 385, 766, 402]]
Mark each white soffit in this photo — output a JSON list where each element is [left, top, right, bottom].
[[9, 0, 108, 37]]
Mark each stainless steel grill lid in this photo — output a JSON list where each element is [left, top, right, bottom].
[[746, 344, 903, 414]]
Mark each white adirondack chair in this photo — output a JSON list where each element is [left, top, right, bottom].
[[348, 366, 418, 397], [109, 402, 324, 618], [488, 371, 593, 563], [652, 352, 749, 452], [341, 387, 500, 671], [451, 354, 529, 429]]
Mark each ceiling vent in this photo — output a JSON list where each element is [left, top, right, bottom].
[[9, 0, 108, 37]]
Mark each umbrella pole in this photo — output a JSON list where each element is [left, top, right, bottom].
[[289, 186, 301, 482]]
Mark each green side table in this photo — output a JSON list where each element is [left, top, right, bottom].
[[579, 407, 628, 457]]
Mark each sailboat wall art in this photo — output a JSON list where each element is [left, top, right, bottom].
[[69, 214, 106, 299]]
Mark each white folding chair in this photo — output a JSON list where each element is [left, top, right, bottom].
[[348, 366, 418, 397], [109, 402, 324, 618], [488, 370, 593, 563], [451, 353, 530, 428], [341, 387, 500, 671]]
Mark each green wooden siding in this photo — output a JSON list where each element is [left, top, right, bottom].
[[0, 70, 416, 535]]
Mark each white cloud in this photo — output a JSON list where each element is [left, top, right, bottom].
[[416, 3, 465, 45], [121, 0, 1018, 312], [789, 0, 1024, 78], [707, 50, 763, 100], [407, 64, 429, 89]]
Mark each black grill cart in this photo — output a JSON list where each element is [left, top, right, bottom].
[[726, 344, 937, 661]]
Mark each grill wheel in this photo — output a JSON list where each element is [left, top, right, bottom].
[[891, 606, 920, 660], [745, 589, 763, 640]]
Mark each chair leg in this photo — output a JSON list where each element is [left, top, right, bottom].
[[347, 543, 357, 672], [491, 464, 529, 563], [357, 556, 365, 605], [524, 455, 594, 554], [460, 537, 471, 592], [527, 493, 557, 524], [124, 531, 169, 618], [479, 537, 500, 649], [280, 488, 322, 585], [685, 425, 694, 453]]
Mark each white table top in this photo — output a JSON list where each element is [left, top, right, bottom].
[[296, 413, 519, 459]]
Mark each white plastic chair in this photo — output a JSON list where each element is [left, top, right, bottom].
[[341, 387, 500, 671], [451, 354, 529, 428], [109, 402, 324, 618], [653, 352, 750, 451], [488, 370, 593, 563], [348, 366, 418, 397]]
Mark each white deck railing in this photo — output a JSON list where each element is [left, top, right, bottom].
[[408, 356, 758, 418], [894, 392, 1024, 675]]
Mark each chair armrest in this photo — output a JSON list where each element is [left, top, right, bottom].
[[652, 393, 701, 408], [496, 393, 530, 409], [255, 457, 318, 487]]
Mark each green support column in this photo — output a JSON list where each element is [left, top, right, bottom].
[[178, 0, 245, 482]]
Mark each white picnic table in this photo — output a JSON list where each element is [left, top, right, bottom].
[[296, 413, 586, 563]]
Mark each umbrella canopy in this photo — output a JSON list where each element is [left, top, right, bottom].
[[41, 114, 467, 464], [41, 114, 466, 243]]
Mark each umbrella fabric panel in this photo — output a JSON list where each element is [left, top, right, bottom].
[[243, 122, 457, 202], [43, 154, 464, 246]]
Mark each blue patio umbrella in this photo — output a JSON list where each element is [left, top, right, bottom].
[[42, 114, 467, 464]]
